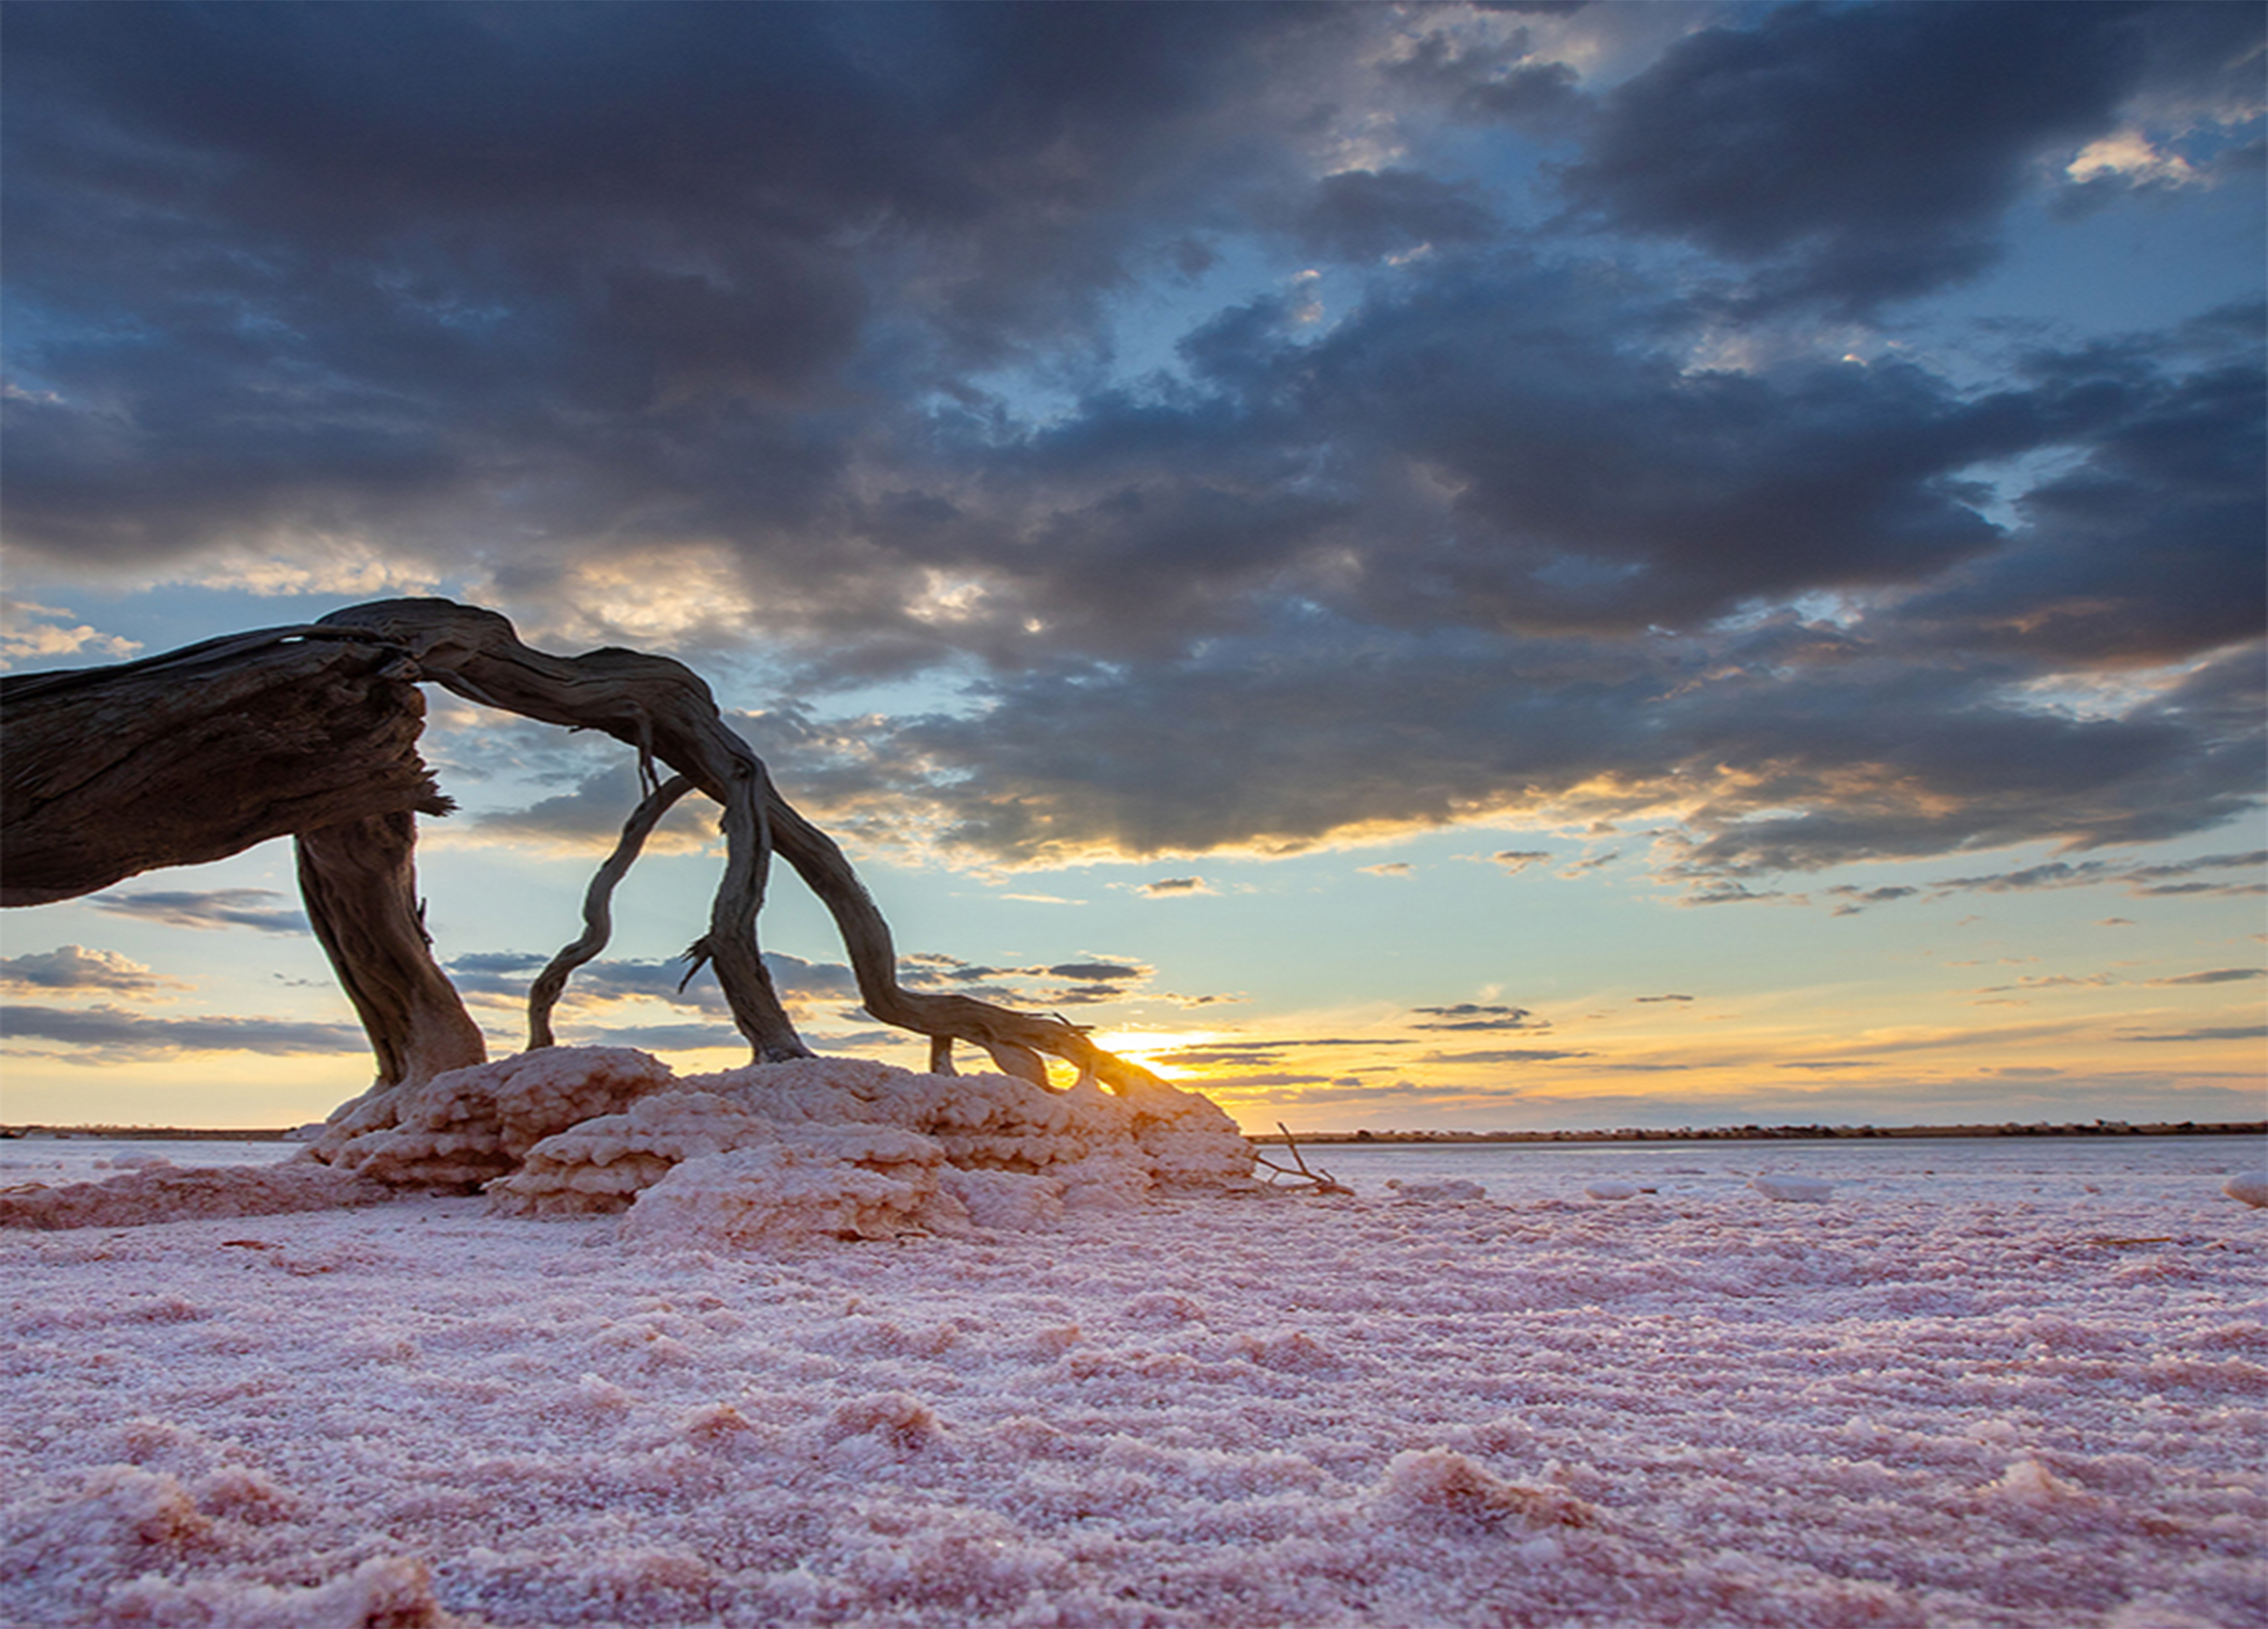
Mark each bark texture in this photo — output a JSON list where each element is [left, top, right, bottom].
[[296, 813, 488, 1088], [1, 631, 447, 907]]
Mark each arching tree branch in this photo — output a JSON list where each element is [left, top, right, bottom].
[[2, 597, 1175, 1098], [527, 774, 695, 1050]]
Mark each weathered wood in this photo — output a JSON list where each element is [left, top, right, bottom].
[[2, 597, 1177, 1099], [313, 600, 810, 1062], [761, 794, 1168, 1094], [310, 601, 1174, 1092], [527, 774, 694, 1050], [296, 813, 488, 1088], [0, 632, 446, 907]]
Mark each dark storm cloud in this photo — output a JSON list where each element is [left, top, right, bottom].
[[1896, 317, 2268, 664], [1135, 254, 2259, 646], [1383, 27, 1588, 138], [3, 2, 2259, 894], [89, 890, 310, 935], [1559, 1, 2263, 311], [468, 763, 719, 850], [0, 1004, 363, 1060], [1283, 169, 1497, 261], [851, 598, 2260, 874], [1, 1, 1350, 566]]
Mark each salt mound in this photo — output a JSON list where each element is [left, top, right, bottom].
[[313, 1046, 678, 1190], [485, 1090, 776, 1216], [1367, 1448, 1598, 1534], [2221, 1173, 2268, 1208], [0, 1160, 389, 1230], [622, 1135, 948, 1245], [318, 1047, 1255, 1241], [1584, 1180, 1640, 1201]]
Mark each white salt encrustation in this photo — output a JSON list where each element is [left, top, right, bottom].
[[2222, 1172, 2268, 1208], [312, 1048, 1258, 1242], [0, 1049, 1253, 1238], [0, 1160, 389, 1230], [313, 1046, 682, 1191], [4, 1131, 2259, 1626]]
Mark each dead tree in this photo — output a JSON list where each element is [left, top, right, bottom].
[[1, 598, 1168, 1097]]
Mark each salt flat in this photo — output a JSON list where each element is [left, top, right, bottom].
[[3, 1136, 2260, 1628]]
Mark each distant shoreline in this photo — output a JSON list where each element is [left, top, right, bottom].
[[3, 1126, 311, 1142], [8, 1119, 2261, 1146], [1259, 1120, 2265, 1146]]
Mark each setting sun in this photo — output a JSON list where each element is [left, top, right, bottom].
[[1082, 1030, 1226, 1080]]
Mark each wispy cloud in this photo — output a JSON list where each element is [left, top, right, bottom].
[[0, 599, 141, 669], [0, 946, 190, 997], [2116, 1024, 2268, 1044], [90, 890, 310, 935], [2144, 967, 2266, 986], [1408, 1005, 1548, 1033], [1415, 1048, 1594, 1064], [1481, 851, 1555, 875], [0, 1004, 363, 1062], [1930, 851, 2268, 900]]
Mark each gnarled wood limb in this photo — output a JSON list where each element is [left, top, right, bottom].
[[761, 794, 1172, 1093], [3, 596, 1177, 1098], [296, 813, 488, 1088], [310, 598, 1174, 1092], [314, 599, 811, 1062], [0, 631, 446, 906], [528, 774, 695, 1050]]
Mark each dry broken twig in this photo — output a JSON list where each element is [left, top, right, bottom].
[[1255, 1123, 1352, 1195]]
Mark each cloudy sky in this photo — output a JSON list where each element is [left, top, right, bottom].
[[4, 1, 2262, 1133]]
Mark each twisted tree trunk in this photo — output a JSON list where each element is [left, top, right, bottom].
[[297, 812, 488, 1087], [2, 598, 1172, 1098]]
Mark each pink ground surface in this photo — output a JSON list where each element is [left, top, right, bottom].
[[4, 1155, 2262, 1627]]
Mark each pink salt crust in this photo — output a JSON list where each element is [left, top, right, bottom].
[[2, 1056, 2261, 1627]]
